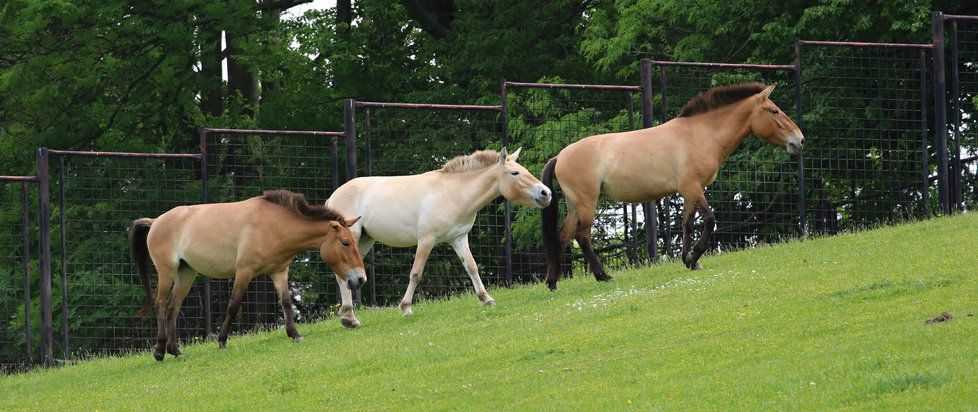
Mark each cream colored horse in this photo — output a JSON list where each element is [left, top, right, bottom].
[[327, 147, 551, 319], [542, 83, 804, 290], [130, 190, 365, 361]]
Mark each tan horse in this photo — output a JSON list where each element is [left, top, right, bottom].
[[327, 147, 551, 319], [542, 83, 804, 290], [130, 190, 365, 361]]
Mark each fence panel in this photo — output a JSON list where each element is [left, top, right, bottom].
[[503, 82, 646, 280], [348, 102, 506, 306], [947, 17, 978, 210], [798, 41, 932, 233], [0, 177, 35, 371], [645, 61, 801, 258], [44, 151, 202, 359], [202, 128, 344, 334]]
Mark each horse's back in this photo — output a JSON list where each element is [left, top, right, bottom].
[[147, 200, 254, 277], [556, 124, 689, 203]]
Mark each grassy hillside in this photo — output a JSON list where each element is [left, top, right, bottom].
[[1, 214, 976, 410]]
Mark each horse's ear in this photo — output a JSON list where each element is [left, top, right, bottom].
[[345, 216, 361, 226], [507, 147, 522, 161], [758, 84, 775, 100], [499, 147, 508, 165], [329, 221, 342, 230]]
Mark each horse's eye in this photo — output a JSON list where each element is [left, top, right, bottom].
[[770, 109, 779, 115], [341, 240, 350, 248], [510, 171, 520, 176]]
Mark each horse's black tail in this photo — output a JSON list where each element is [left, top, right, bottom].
[[541, 157, 562, 291], [129, 218, 155, 318]]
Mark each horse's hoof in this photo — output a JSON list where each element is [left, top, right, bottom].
[[596, 274, 613, 282], [547, 282, 558, 291], [292, 335, 305, 342], [483, 298, 496, 307], [218, 341, 227, 349], [167, 347, 182, 357], [399, 301, 414, 317], [153, 350, 165, 362], [341, 318, 360, 328]]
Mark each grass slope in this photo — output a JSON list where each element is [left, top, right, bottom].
[[2, 214, 976, 410]]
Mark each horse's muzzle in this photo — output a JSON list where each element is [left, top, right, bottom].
[[786, 137, 803, 155], [534, 185, 552, 208], [347, 272, 367, 290]]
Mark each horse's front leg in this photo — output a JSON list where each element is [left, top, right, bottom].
[[450, 235, 494, 306], [270, 267, 302, 340], [337, 278, 360, 328], [680, 188, 711, 270], [399, 237, 436, 316], [217, 269, 255, 349], [689, 202, 715, 266]]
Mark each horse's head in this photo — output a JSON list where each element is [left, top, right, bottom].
[[749, 84, 805, 155], [320, 216, 367, 290], [497, 147, 552, 208]]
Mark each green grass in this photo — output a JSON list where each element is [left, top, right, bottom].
[[2, 214, 977, 410]]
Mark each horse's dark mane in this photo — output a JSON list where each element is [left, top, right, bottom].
[[677, 83, 767, 118], [261, 189, 345, 221]]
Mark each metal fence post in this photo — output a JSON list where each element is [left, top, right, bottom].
[[198, 127, 212, 336], [20, 181, 33, 362], [342, 99, 361, 304], [58, 157, 68, 358], [949, 20, 963, 211], [500, 80, 514, 286], [920, 49, 932, 216], [344, 99, 358, 183], [795, 38, 808, 237], [36, 148, 53, 366], [657, 66, 674, 257], [932, 12, 951, 215], [638, 60, 659, 263]]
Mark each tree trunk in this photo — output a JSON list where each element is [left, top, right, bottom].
[[226, 29, 259, 116], [198, 24, 224, 118]]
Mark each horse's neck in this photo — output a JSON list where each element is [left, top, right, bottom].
[[441, 167, 501, 217], [284, 218, 335, 252], [694, 100, 754, 163]]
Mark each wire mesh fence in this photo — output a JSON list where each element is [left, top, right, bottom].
[[10, 15, 978, 368], [947, 18, 978, 210], [503, 82, 647, 281], [798, 42, 932, 233], [202, 128, 345, 335], [645, 62, 801, 258], [0, 178, 34, 372], [349, 102, 507, 306], [45, 151, 202, 359]]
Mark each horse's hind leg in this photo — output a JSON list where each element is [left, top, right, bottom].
[[270, 268, 302, 341], [164, 265, 197, 357], [399, 237, 436, 316], [573, 205, 612, 282], [152, 264, 176, 361], [450, 235, 494, 306], [217, 269, 255, 349]]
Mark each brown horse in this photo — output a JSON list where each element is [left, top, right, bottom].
[[541, 83, 804, 290], [130, 190, 365, 361]]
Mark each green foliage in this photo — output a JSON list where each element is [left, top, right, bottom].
[[1, 214, 977, 408]]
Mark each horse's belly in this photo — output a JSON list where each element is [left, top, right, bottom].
[[365, 222, 420, 248], [603, 174, 676, 203], [180, 250, 237, 278]]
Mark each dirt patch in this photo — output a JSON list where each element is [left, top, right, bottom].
[[925, 312, 954, 324]]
